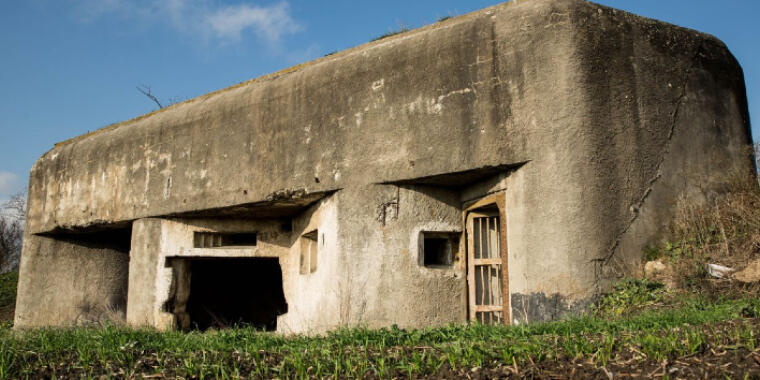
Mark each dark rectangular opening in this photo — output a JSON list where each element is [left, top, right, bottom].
[[193, 232, 257, 248], [424, 238, 450, 266], [169, 257, 287, 331], [221, 233, 258, 246], [421, 232, 457, 268]]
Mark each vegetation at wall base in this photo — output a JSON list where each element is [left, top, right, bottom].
[[0, 272, 16, 324], [643, 169, 760, 292], [0, 292, 757, 379]]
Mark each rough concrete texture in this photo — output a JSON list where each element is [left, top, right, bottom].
[[15, 231, 130, 327], [16, 0, 753, 331]]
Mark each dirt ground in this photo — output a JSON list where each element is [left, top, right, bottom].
[[428, 348, 760, 379]]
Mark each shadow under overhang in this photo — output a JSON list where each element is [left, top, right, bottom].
[[377, 162, 527, 188], [165, 189, 338, 219], [37, 189, 339, 236]]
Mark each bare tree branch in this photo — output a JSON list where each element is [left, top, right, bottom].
[[4, 193, 25, 222], [136, 84, 164, 109], [0, 193, 25, 272]]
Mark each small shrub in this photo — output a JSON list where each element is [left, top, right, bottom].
[[643, 245, 663, 261], [595, 278, 666, 317], [647, 166, 760, 292]]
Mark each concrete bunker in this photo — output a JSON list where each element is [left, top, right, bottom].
[[15, 0, 754, 332], [167, 257, 287, 331]]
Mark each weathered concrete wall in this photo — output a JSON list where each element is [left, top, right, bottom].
[[126, 219, 162, 327], [279, 197, 341, 333], [24, 0, 575, 235], [572, 4, 753, 292], [334, 185, 466, 329], [16, 0, 753, 329], [15, 232, 129, 327]]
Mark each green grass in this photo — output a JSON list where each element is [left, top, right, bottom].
[[0, 295, 757, 379]]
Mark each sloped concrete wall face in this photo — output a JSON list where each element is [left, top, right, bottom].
[[494, 3, 754, 323], [16, 0, 754, 329], [23, 0, 585, 235], [568, 4, 753, 305]]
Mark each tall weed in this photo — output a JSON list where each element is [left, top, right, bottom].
[[655, 146, 760, 291]]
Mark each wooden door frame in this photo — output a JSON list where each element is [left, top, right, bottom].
[[463, 191, 510, 324]]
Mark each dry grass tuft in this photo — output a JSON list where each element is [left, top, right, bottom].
[[652, 153, 760, 293]]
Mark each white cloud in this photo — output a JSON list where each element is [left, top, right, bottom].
[[74, 0, 303, 45], [0, 171, 19, 195], [207, 2, 301, 43]]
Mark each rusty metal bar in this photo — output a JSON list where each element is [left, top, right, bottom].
[[474, 305, 503, 312], [473, 258, 501, 265]]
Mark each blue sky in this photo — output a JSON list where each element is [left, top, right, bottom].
[[0, 0, 758, 204]]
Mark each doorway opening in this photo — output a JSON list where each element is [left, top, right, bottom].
[[169, 257, 288, 331], [466, 199, 508, 325]]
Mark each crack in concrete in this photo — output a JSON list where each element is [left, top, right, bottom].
[[591, 42, 705, 289]]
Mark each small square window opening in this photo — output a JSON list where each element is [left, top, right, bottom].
[[420, 232, 458, 268], [194, 232, 257, 248]]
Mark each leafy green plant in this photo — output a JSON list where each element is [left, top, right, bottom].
[[643, 245, 663, 261], [595, 278, 667, 317], [661, 240, 685, 260]]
